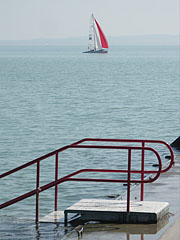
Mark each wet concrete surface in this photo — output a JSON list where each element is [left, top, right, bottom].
[[158, 216, 180, 240], [63, 152, 180, 240]]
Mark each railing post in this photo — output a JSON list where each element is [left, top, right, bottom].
[[36, 161, 40, 224], [55, 153, 59, 211], [141, 142, 145, 201], [141, 233, 144, 240], [127, 149, 131, 212]]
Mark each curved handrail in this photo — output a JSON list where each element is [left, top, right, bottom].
[[0, 138, 174, 223], [0, 145, 162, 209], [76, 138, 174, 173], [0, 138, 174, 178]]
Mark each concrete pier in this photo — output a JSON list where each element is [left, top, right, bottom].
[[64, 199, 169, 224], [40, 199, 169, 225], [40, 152, 179, 240]]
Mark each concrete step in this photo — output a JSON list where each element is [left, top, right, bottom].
[[64, 199, 169, 224]]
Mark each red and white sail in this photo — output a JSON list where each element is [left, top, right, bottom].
[[94, 18, 109, 49], [87, 14, 109, 52]]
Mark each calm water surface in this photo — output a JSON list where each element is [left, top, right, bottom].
[[0, 45, 179, 239]]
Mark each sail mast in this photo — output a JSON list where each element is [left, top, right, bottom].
[[92, 15, 96, 50], [88, 14, 94, 50]]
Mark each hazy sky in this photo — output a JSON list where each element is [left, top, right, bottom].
[[0, 0, 179, 40]]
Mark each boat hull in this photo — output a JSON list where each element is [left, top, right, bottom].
[[83, 49, 108, 54]]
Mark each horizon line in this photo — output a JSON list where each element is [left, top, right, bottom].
[[0, 34, 179, 42]]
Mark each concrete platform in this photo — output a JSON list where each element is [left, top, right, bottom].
[[64, 199, 169, 224]]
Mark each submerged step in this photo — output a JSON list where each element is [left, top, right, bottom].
[[64, 199, 169, 224], [40, 211, 64, 223], [40, 211, 78, 223]]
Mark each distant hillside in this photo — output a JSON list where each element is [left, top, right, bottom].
[[0, 35, 179, 46], [108, 35, 179, 46]]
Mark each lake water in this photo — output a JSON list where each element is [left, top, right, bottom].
[[0, 45, 179, 239]]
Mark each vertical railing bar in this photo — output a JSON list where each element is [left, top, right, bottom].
[[36, 161, 40, 224], [127, 149, 131, 212], [127, 233, 130, 240], [55, 153, 59, 211], [141, 142, 145, 201]]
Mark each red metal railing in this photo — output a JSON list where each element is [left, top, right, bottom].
[[0, 138, 174, 223]]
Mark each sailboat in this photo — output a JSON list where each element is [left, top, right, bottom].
[[83, 14, 109, 53]]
